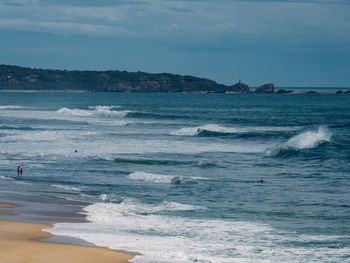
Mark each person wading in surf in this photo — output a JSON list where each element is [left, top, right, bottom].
[[17, 166, 20, 176]]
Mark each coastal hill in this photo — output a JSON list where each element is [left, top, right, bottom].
[[0, 64, 249, 93]]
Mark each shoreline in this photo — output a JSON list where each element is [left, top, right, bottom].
[[0, 202, 134, 263], [0, 88, 349, 94]]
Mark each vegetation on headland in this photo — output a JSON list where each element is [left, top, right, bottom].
[[1, 65, 349, 94], [0, 64, 249, 93]]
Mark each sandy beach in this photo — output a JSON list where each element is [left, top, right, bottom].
[[0, 203, 134, 263]]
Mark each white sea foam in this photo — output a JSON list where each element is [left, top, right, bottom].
[[128, 171, 175, 184], [88, 105, 122, 110], [0, 130, 97, 142], [156, 201, 206, 211], [285, 126, 331, 149], [170, 124, 238, 136], [0, 175, 13, 181], [171, 124, 299, 136], [51, 184, 81, 192], [57, 106, 130, 118], [48, 201, 349, 263], [57, 107, 94, 117], [0, 105, 23, 110], [127, 171, 209, 184], [265, 126, 332, 156]]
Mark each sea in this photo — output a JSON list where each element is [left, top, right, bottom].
[[0, 91, 349, 263]]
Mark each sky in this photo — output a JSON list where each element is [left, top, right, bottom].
[[0, 0, 349, 87]]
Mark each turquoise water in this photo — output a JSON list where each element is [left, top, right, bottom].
[[0, 92, 349, 262]]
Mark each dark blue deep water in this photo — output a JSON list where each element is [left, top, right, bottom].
[[0, 92, 349, 262]]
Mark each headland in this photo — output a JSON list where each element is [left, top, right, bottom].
[[1, 64, 348, 94]]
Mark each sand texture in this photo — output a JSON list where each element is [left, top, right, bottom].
[[0, 204, 134, 263]]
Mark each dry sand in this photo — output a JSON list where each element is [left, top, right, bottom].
[[0, 203, 134, 263]]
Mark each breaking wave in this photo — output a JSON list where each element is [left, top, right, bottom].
[[265, 127, 332, 157], [0, 105, 23, 110], [171, 124, 299, 137], [127, 171, 209, 185], [96, 156, 187, 166], [170, 124, 238, 136], [57, 105, 130, 118], [48, 201, 348, 263], [126, 111, 189, 120], [51, 184, 81, 192]]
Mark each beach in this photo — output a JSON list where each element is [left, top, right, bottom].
[[0, 203, 134, 263]]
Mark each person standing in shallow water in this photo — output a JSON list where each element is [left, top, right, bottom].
[[20, 167, 23, 177], [17, 166, 20, 176]]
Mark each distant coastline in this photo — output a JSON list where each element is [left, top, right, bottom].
[[1, 64, 349, 94]]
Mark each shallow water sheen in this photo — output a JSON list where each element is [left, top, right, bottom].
[[0, 92, 350, 263]]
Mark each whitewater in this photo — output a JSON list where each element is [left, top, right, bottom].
[[0, 92, 349, 263]]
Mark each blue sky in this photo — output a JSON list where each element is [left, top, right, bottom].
[[0, 0, 349, 87]]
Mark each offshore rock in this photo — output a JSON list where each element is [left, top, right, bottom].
[[228, 81, 250, 93], [255, 83, 274, 93], [306, 90, 317, 94], [276, 89, 294, 94]]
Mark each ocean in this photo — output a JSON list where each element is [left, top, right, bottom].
[[0, 91, 349, 263]]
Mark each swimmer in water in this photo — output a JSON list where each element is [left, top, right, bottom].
[[252, 179, 264, 183]]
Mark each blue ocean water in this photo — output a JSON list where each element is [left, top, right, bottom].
[[0, 92, 349, 262]]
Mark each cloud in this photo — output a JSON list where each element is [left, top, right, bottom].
[[0, 0, 349, 44], [0, 18, 114, 35]]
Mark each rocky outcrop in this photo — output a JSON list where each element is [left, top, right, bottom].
[[306, 90, 317, 94], [228, 80, 250, 93], [276, 89, 294, 94], [336, 90, 344, 94], [255, 83, 274, 94]]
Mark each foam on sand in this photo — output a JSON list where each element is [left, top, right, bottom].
[[49, 201, 350, 263], [0, 219, 133, 263]]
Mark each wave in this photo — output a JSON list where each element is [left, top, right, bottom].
[[170, 124, 238, 136], [0, 175, 14, 181], [265, 127, 331, 157], [48, 201, 348, 263], [0, 125, 35, 131], [51, 184, 81, 192], [57, 106, 130, 118], [96, 156, 187, 166], [126, 111, 189, 120], [127, 171, 209, 185], [197, 159, 219, 168], [170, 124, 300, 137], [0, 105, 23, 110], [88, 105, 122, 110], [155, 201, 206, 211], [0, 130, 97, 142], [99, 193, 124, 203]]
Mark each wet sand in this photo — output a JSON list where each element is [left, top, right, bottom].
[[0, 203, 134, 263]]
